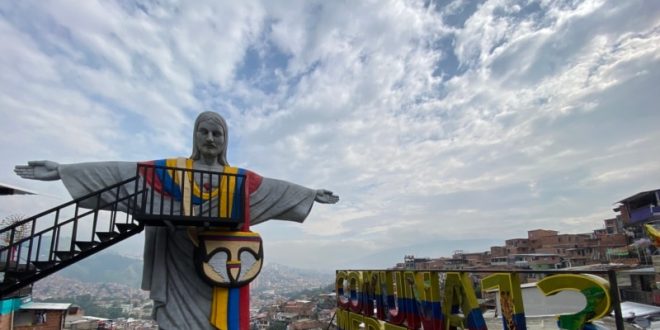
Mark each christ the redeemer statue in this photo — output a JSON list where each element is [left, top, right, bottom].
[[14, 111, 339, 329]]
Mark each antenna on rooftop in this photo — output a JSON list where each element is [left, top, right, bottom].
[[0, 214, 31, 244]]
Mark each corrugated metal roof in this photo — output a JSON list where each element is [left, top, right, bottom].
[[619, 301, 660, 318], [616, 267, 655, 274], [617, 189, 660, 204], [20, 302, 71, 310], [0, 182, 37, 195]]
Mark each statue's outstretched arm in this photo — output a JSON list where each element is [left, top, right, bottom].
[[14, 160, 61, 181], [315, 189, 339, 204]]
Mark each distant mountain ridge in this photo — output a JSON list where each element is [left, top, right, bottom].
[[335, 237, 502, 269], [35, 238, 499, 294], [253, 263, 334, 294], [56, 251, 143, 288], [40, 252, 334, 292]]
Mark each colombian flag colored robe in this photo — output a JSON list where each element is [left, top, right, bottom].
[[58, 159, 318, 330]]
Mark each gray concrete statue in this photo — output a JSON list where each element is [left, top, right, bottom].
[[14, 111, 339, 330]]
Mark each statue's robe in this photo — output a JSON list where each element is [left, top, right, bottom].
[[58, 159, 317, 329]]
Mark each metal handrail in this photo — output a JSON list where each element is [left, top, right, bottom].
[[134, 163, 247, 225], [0, 163, 250, 297], [0, 177, 137, 236]]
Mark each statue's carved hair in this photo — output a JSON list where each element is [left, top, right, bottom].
[[190, 111, 229, 165]]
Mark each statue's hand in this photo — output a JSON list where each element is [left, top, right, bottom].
[[315, 189, 339, 204], [14, 160, 61, 181]]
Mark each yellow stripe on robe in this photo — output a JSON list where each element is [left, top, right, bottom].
[[211, 287, 229, 329], [221, 166, 238, 218], [164, 159, 180, 186], [190, 165, 238, 218], [171, 159, 238, 219]]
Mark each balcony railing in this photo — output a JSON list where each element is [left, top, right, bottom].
[[0, 163, 248, 297], [134, 163, 247, 228]]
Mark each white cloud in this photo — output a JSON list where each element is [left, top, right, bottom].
[[0, 0, 659, 269]]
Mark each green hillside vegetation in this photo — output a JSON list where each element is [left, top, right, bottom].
[[58, 252, 143, 288]]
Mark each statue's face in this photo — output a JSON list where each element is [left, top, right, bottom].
[[195, 120, 225, 159]]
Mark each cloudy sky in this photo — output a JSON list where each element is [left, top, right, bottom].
[[0, 0, 659, 270]]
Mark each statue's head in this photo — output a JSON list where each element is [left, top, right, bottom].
[[191, 111, 229, 165]]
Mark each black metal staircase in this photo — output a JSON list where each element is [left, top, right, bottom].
[[0, 163, 246, 297]]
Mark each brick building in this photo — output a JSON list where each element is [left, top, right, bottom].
[[486, 223, 630, 268], [280, 300, 315, 319], [449, 251, 490, 267], [415, 258, 448, 270], [504, 238, 530, 254], [616, 189, 660, 227], [12, 302, 70, 330], [615, 189, 660, 243], [604, 217, 624, 234]]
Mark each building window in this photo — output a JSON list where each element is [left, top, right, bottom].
[[640, 276, 654, 292], [34, 311, 47, 324]]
